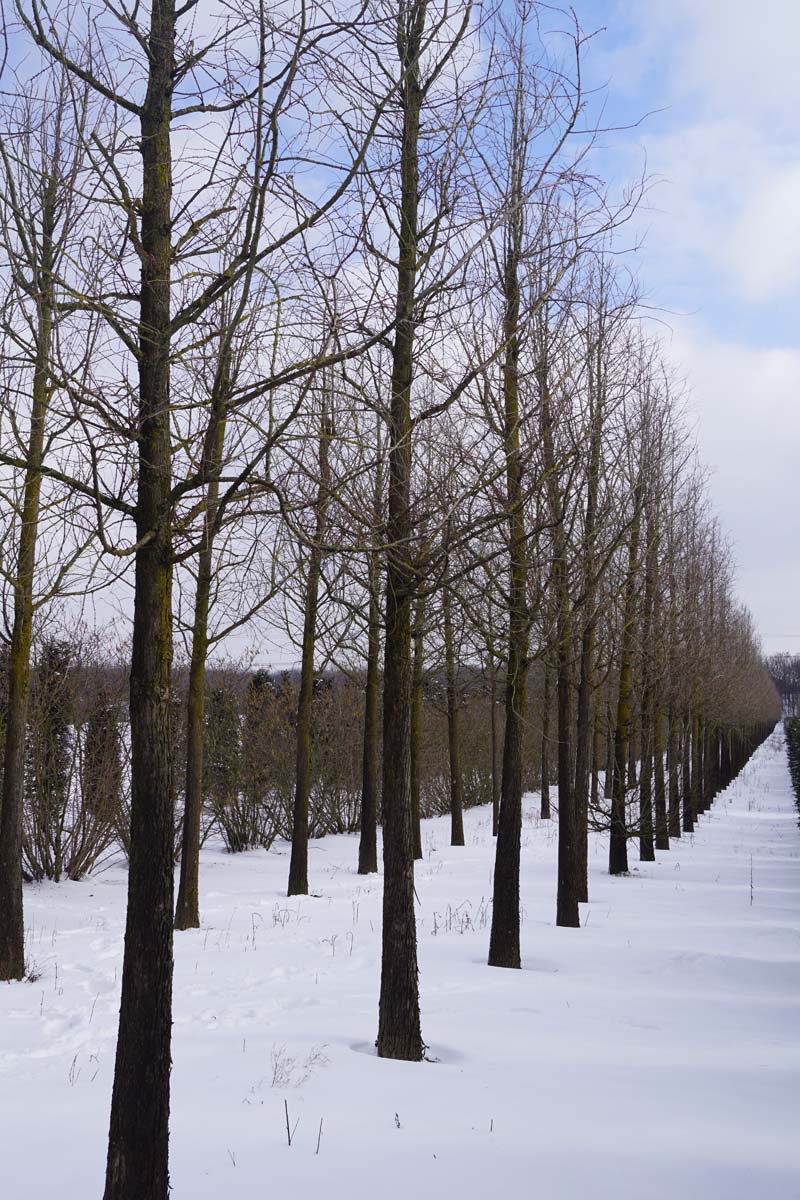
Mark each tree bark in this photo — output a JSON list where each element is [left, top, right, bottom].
[[539, 366, 578, 928], [377, 4, 424, 1059], [175, 395, 227, 929], [488, 128, 528, 968], [540, 656, 552, 819], [667, 709, 681, 839], [682, 714, 694, 832], [288, 408, 333, 897], [0, 230, 53, 980], [488, 646, 501, 837], [572, 339, 603, 904], [358, 561, 381, 874], [654, 706, 669, 850], [409, 602, 424, 861], [104, 7, 175, 1194], [638, 505, 657, 863], [609, 483, 643, 876], [444, 578, 465, 847]]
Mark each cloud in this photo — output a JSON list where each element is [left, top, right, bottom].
[[731, 164, 800, 300], [666, 319, 800, 650]]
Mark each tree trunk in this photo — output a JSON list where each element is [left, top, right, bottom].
[[540, 656, 552, 819], [0, 161, 56, 981], [444, 579, 465, 847], [690, 712, 703, 822], [489, 651, 500, 836], [654, 707, 669, 850], [604, 698, 614, 800], [572, 341, 603, 905], [667, 709, 681, 839], [638, 719, 654, 861], [539, 367, 579, 928], [104, 9, 175, 1194], [573, 620, 594, 903], [409, 602, 424, 861], [609, 483, 643, 876], [488, 140, 528, 969], [358, 548, 381, 875], [175, 401, 226, 929], [590, 707, 600, 814], [288, 409, 333, 897], [638, 508, 656, 863], [682, 714, 694, 832], [377, 7, 424, 1059]]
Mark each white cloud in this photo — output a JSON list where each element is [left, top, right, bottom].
[[665, 320, 800, 649], [731, 164, 800, 300]]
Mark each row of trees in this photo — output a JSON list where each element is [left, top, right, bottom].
[[784, 716, 800, 805], [767, 654, 800, 716], [0, 2, 779, 1197]]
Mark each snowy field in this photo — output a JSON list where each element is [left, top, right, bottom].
[[2, 728, 799, 1199]]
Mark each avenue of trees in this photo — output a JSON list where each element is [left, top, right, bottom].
[[0, 3, 780, 1198]]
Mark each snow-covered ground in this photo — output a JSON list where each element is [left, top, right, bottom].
[[2, 727, 799, 1198]]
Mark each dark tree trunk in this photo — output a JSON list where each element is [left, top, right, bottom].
[[703, 723, 717, 808], [554, 627, 578, 925], [638, 725, 654, 861], [627, 738, 638, 790], [0, 157, 57, 981], [667, 710, 681, 839], [720, 728, 732, 789], [358, 548, 381, 875], [539, 367, 579, 928], [609, 483, 643, 876], [682, 714, 694, 832], [288, 410, 333, 897], [489, 651, 501, 836], [377, 6, 424, 1060], [488, 162, 528, 969], [654, 707, 669, 850], [409, 603, 424, 862], [175, 395, 227, 930], [690, 712, 703, 821], [639, 507, 657, 863], [540, 656, 552, 819], [572, 344, 603, 905], [444, 580, 465, 847], [590, 708, 600, 814], [573, 622, 594, 903], [604, 698, 614, 800], [104, 9, 176, 1195]]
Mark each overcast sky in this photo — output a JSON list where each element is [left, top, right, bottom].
[[567, 0, 800, 655]]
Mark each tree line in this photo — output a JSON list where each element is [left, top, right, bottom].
[[0, 3, 779, 1198]]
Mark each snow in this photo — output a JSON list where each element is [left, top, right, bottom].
[[2, 727, 800, 1198]]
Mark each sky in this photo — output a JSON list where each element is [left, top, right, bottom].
[[566, 0, 800, 656], [28, 1, 799, 665]]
